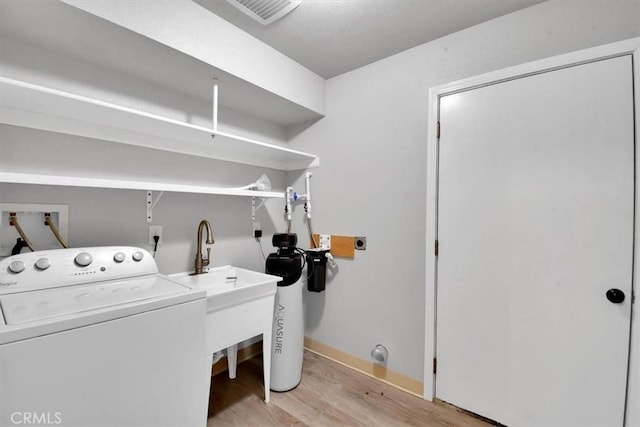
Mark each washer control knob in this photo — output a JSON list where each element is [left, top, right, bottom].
[[35, 258, 51, 270], [113, 252, 126, 263], [74, 252, 93, 267], [8, 260, 25, 274], [132, 251, 144, 262]]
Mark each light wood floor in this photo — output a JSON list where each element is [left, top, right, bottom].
[[207, 351, 491, 426]]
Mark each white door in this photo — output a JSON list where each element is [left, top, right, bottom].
[[436, 56, 634, 427]]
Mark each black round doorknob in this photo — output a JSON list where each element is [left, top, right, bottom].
[[606, 288, 625, 304]]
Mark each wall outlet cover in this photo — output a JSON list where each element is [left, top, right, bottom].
[[355, 236, 367, 250], [149, 225, 163, 245]]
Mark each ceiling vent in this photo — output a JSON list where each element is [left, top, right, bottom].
[[226, 0, 302, 25]]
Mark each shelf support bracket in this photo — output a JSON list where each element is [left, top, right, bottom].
[[251, 196, 267, 221], [146, 190, 165, 223], [252, 197, 255, 221]]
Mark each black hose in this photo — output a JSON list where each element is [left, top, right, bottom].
[[11, 238, 27, 255]]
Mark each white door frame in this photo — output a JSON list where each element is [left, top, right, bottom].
[[424, 37, 640, 425]]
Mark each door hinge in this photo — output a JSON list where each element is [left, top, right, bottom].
[[433, 357, 437, 374], [434, 240, 439, 256], [436, 121, 441, 139]]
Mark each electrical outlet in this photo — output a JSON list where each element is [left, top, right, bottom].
[[355, 236, 367, 250], [253, 222, 262, 238], [149, 225, 163, 245]]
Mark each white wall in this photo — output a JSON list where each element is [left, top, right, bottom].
[[287, 0, 640, 395]]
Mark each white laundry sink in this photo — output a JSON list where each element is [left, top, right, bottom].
[[169, 266, 278, 312], [168, 265, 278, 403]]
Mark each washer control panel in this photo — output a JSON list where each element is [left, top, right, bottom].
[[0, 247, 157, 295]]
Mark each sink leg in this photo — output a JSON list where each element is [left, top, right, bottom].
[[208, 352, 214, 376], [262, 330, 272, 403], [227, 344, 238, 379], [206, 353, 214, 419]]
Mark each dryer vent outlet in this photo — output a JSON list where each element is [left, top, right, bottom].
[[226, 0, 301, 25]]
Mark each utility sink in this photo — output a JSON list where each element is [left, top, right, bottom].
[[168, 265, 278, 403], [169, 266, 278, 312]]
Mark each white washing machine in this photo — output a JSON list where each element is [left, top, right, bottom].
[[0, 246, 208, 427]]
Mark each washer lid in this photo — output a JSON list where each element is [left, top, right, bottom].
[[0, 275, 189, 325]]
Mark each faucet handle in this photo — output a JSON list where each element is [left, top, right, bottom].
[[204, 247, 211, 267]]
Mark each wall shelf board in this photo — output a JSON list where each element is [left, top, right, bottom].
[[0, 172, 284, 199], [0, 77, 319, 171]]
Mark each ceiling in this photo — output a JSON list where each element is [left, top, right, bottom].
[[194, 0, 546, 79]]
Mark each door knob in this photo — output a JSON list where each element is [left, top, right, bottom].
[[606, 288, 625, 304]]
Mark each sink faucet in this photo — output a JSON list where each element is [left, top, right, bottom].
[[192, 219, 214, 275]]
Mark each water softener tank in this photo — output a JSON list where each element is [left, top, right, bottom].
[[266, 234, 305, 392]]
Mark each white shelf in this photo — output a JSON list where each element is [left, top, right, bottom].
[[0, 172, 284, 198], [0, 77, 319, 171]]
